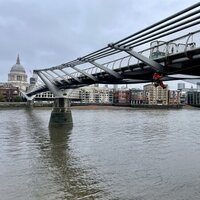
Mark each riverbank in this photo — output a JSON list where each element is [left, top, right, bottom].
[[0, 102, 27, 107], [130, 104, 183, 109], [0, 102, 191, 110], [71, 104, 133, 110], [0, 102, 133, 110], [71, 104, 184, 110], [0, 102, 53, 108]]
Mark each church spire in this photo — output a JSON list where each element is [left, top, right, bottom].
[[16, 54, 20, 64]]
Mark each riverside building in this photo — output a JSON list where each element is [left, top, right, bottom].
[[168, 90, 181, 105], [130, 89, 147, 105], [78, 86, 113, 104], [113, 88, 131, 105], [143, 84, 168, 105], [0, 83, 19, 102], [187, 90, 200, 106]]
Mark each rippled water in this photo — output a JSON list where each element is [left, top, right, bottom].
[[1, 107, 200, 200]]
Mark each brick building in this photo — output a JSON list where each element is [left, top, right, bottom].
[[113, 89, 131, 105], [0, 83, 19, 102]]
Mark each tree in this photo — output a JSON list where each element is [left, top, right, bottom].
[[0, 93, 5, 102], [13, 96, 23, 102]]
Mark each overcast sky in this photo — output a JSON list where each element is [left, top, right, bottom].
[[0, 0, 199, 88]]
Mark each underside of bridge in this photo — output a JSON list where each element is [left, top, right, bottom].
[[27, 47, 200, 96]]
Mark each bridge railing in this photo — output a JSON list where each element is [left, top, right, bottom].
[[30, 30, 200, 90], [67, 30, 200, 77], [97, 30, 200, 72]]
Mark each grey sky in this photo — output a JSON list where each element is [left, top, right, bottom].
[[0, 0, 199, 88]]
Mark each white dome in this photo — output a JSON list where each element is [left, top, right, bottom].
[[10, 55, 26, 73]]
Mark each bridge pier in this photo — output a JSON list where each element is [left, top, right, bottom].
[[26, 100, 33, 108], [49, 97, 73, 127]]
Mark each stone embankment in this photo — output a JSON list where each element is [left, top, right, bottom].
[[0, 102, 184, 109], [0, 102, 52, 108], [0, 102, 27, 107]]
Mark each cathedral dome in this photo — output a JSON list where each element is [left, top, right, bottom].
[[10, 55, 26, 73], [8, 55, 28, 92]]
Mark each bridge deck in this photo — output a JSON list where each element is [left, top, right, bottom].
[[27, 47, 200, 96]]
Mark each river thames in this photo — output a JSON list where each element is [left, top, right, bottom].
[[1, 107, 200, 200]]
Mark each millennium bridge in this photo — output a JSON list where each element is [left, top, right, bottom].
[[25, 3, 200, 126]]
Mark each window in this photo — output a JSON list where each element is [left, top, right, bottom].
[[17, 76, 22, 81]]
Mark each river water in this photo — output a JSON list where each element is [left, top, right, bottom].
[[1, 107, 200, 200]]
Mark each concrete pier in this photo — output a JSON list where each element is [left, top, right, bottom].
[[26, 100, 33, 108], [49, 97, 73, 127]]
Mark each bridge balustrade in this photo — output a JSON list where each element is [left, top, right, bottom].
[[74, 31, 199, 75], [48, 31, 200, 82], [31, 30, 200, 92]]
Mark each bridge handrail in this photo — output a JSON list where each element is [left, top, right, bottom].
[[37, 30, 200, 86], [32, 30, 200, 90]]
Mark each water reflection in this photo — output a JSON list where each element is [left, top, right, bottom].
[[1, 109, 100, 199], [24, 109, 103, 199], [48, 126, 102, 199], [49, 125, 73, 141]]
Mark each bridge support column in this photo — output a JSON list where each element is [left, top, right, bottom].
[[49, 97, 73, 127], [26, 100, 33, 108]]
